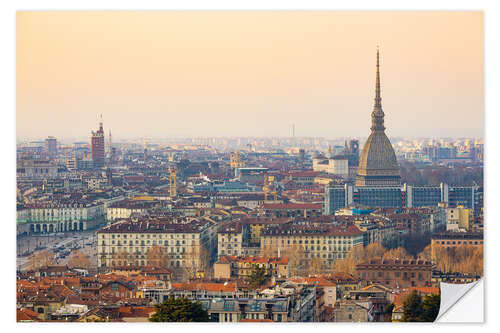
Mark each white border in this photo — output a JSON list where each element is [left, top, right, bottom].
[[3, 1, 497, 332]]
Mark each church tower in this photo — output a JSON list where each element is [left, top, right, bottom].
[[355, 49, 401, 186]]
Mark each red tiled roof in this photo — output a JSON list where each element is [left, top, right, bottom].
[[171, 281, 237, 292], [290, 276, 335, 287], [261, 203, 322, 210], [17, 308, 40, 322], [119, 306, 156, 318]]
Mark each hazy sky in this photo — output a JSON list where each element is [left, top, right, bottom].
[[17, 11, 483, 140]]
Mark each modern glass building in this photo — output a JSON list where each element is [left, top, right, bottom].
[[324, 183, 481, 215]]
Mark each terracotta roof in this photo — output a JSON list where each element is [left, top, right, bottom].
[[171, 281, 237, 292], [357, 259, 433, 268], [17, 308, 40, 322], [119, 306, 156, 318], [260, 203, 322, 210], [289, 276, 336, 287], [218, 255, 289, 265], [262, 224, 363, 237]]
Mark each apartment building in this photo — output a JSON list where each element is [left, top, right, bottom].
[[106, 199, 159, 222], [214, 255, 289, 279], [17, 201, 105, 233], [96, 219, 216, 270], [260, 224, 364, 267], [357, 259, 433, 289]]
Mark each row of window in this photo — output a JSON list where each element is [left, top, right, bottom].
[[104, 239, 194, 246], [359, 270, 426, 280], [104, 246, 188, 254], [103, 233, 198, 239], [264, 238, 354, 245], [435, 240, 482, 245]]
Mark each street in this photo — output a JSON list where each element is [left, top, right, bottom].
[[17, 230, 98, 271]]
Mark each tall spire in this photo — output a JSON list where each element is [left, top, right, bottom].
[[371, 47, 385, 132], [375, 46, 381, 108]]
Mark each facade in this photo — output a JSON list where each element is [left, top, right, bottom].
[[17, 159, 62, 179], [312, 156, 349, 178], [213, 255, 290, 279], [238, 217, 292, 246], [96, 219, 215, 269], [17, 202, 105, 233], [357, 259, 433, 289], [431, 232, 483, 258], [235, 167, 268, 183], [91, 121, 105, 168], [44, 136, 57, 157], [106, 200, 159, 223], [217, 222, 247, 258], [356, 50, 401, 186], [145, 282, 316, 322], [260, 224, 364, 267], [258, 203, 323, 218], [324, 183, 481, 215], [446, 206, 472, 231]]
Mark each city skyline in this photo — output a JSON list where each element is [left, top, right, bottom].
[[17, 11, 483, 140]]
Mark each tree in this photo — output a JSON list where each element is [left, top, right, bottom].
[[383, 247, 412, 260], [149, 297, 209, 322], [431, 244, 483, 276], [260, 244, 306, 277], [384, 303, 395, 322], [404, 233, 431, 257], [421, 294, 440, 322], [402, 290, 440, 322], [417, 244, 432, 261], [364, 243, 386, 260], [247, 265, 270, 289], [332, 256, 357, 276], [403, 290, 423, 322], [147, 245, 170, 268], [309, 258, 325, 275], [113, 248, 134, 267], [182, 244, 212, 280], [68, 250, 92, 269], [28, 249, 55, 270]]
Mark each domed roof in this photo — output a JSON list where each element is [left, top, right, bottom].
[[357, 131, 399, 176], [355, 48, 400, 186]]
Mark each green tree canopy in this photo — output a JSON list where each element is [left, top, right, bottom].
[[149, 297, 209, 322], [247, 265, 270, 289], [421, 294, 441, 322], [403, 290, 423, 322], [402, 290, 441, 322]]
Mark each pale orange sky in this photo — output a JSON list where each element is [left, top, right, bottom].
[[16, 11, 483, 140]]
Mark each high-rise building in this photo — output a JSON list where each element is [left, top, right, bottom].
[[91, 117, 105, 168], [44, 136, 57, 157], [356, 49, 401, 186]]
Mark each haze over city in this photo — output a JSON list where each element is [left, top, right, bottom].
[[17, 11, 483, 140]]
